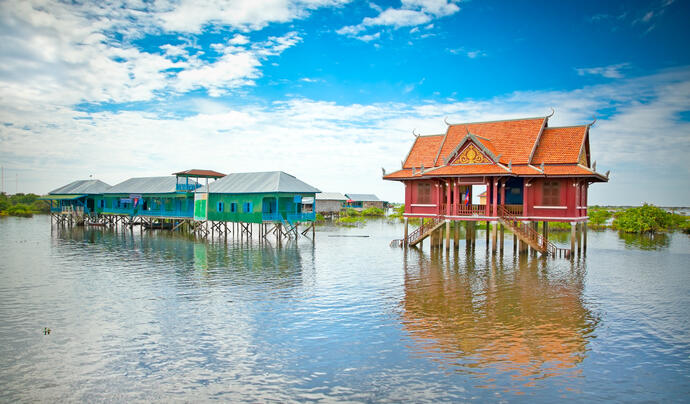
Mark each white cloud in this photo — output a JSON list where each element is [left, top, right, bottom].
[[2, 68, 689, 205], [336, 0, 459, 41], [156, 0, 351, 33], [449, 47, 487, 59], [576, 63, 631, 79], [0, 1, 307, 106]]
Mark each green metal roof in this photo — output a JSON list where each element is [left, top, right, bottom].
[[39, 194, 86, 200]]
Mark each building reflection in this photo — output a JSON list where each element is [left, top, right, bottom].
[[401, 249, 598, 387]]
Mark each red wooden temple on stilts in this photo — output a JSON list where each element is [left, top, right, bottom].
[[383, 113, 609, 257]]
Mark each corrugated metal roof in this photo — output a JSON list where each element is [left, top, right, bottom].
[[103, 176, 198, 194], [49, 179, 111, 195], [39, 194, 86, 200], [199, 171, 320, 194], [346, 193, 381, 202], [302, 197, 314, 204], [316, 192, 348, 201]]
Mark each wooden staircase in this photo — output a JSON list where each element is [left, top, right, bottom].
[[394, 217, 445, 247], [497, 206, 568, 257]]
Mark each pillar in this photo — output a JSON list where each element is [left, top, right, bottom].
[[499, 223, 505, 253], [485, 221, 490, 245], [492, 178, 499, 217], [543, 221, 549, 242], [583, 221, 588, 254], [520, 221, 529, 253], [403, 217, 409, 247], [491, 221, 498, 253], [453, 221, 460, 249], [577, 222, 582, 255], [570, 222, 576, 256], [445, 220, 451, 250]]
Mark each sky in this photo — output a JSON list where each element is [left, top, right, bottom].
[[0, 0, 689, 205]]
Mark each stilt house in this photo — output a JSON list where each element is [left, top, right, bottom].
[[100, 176, 200, 218], [42, 179, 111, 215], [383, 114, 609, 255], [194, 171, 320, 224]]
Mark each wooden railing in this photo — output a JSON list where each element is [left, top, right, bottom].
[[406, 216, 444, 245], [498, 205, 562, 256], [455, 204, 486, 216], [503, 204, 523, 216]]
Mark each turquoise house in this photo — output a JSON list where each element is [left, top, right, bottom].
[[41, 179, 111, 215], [194, 171, 320, 224], [101, 176, 200, 218]]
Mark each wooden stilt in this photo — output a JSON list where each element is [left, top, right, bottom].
[[570, 222, 576, 257], [445, 220, 450, 251], [491, 221, 498, 253], [453, 221, 459, 249], [485, 221, 490, 246], [583, 221, 588, 254], [499, 223, 504, 253], [403, 218, 409, 247], [577, 222, 582, 256]]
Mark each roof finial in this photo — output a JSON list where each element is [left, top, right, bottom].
[[546, 107, 555, 118], [412, 128, 419, 138], [444, 116, 451, 126], [464, 125, 470, 135], [381, 167, 386, 176], [605, 170, 610, 178], [589, 116, 597, 126]]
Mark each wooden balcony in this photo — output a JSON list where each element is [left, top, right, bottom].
[[434, 203, 523, 217]]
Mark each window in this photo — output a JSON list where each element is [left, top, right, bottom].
[[230, 202, 237, 213], [217, 201, 224, 212], [243, 202, 252, 213], [416, 183, 431, 204], [542, 181, 561, 206], [98, 200, 105, 209]]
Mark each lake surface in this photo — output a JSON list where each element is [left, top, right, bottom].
[[1, 215, 689, 402]]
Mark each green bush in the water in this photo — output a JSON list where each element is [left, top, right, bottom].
[[7, 203, 34, 217], [336, 215, 365, 226], [612, 204, 672, 233], [315, 213, 325, 222], [361, 207, 384, 216], [588, 207, 613, 228]]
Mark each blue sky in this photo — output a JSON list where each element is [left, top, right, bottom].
[[1, 0, 689, 205]]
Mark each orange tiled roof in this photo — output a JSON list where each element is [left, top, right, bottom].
[[383, 168, 416, 179], [389, 116, 606, 180], [425, 164, 509, 176], [403, 135, 444, 168], [531, 126, 587, 165], [435, 117, 546, 165], [541, 164, 596, 176]]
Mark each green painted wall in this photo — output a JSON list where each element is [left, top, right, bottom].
[[202, 192, 315, 223]]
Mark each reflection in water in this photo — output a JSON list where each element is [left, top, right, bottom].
[[52, 226, 305, 290], [618, 231, 670, 250], [402, 249, 599, 390]]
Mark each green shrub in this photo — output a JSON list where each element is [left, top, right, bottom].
[[315, 213, 325, 222], [7, 203, 33, 217], [336, 215, 365, 226], [344, 208, 360, 217], [361, 207, 384, 216], [30, 200, 51, 214], [612, 204, 672, 233], [588, 207, 612, 227]]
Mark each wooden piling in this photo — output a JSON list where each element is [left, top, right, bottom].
[[499, 223, 504, 254], [570, 222, 576, 256], [403, 217, 409, 247], [445, 220, 450, 250], [491, 221, 498, 253]]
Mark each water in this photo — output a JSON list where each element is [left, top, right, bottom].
[[0, 216, 689, 402]]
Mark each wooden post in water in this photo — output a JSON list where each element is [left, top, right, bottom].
[[570, 222, 576, 257], [491, 221, 498, 253], [583, 222, 588, 254], [453, 221, 459, 249], [519, 221, 529, 254], [445, 220, 450, 251], [499, 223, 504, 254], [543, 221, 549, 243], [577, 222, 582, 256], [403, 218, 409, 247], [485, 221, 490, 246]]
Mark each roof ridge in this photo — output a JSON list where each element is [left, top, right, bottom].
[[545, 125, 589, 129], [445, 115, 548, 126]]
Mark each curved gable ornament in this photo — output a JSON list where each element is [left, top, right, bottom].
[[452, 143, 492, 164]]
